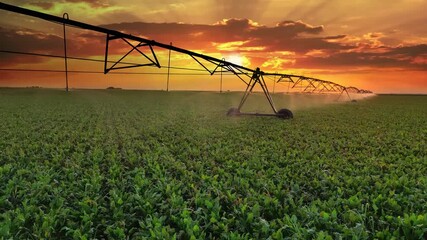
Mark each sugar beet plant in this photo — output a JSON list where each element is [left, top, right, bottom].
[[0, 89, 426, 239]]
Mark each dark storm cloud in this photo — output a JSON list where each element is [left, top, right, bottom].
[[387, 44, 427, 57], [101, 18, 334, 53], [251, 20, 323, 38], [0, 26, 129, 57], [0, 27, 63, 54], [0, 27, 107, 66], [99, 19, 427, 70], [102, 18, 324, 39], [1, 18, 426, 71], [0, 27, 64, 66], [296, 49, 427, 70]]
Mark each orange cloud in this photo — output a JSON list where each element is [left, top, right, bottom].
[[261, 57, 295, 69], [1, 8, 427, 93], [2, 18, 427, 72]]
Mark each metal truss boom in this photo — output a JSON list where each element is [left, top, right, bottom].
[[0, 2, 372, 118], [0, 2, 253, 74]]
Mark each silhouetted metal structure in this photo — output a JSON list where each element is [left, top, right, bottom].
[[0, 2, 372, 119], [275, 75, 371, 100], [62, 13, 69, 92]]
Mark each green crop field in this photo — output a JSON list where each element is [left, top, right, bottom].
[[0, 89, 426, 239]]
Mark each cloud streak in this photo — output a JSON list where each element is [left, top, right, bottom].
[[100, 19, 427, 71], [1, 17, 426, 73]]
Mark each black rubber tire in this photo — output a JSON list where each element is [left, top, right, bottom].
[[277, 108, 293, 119], [227, 107, 240, 116]]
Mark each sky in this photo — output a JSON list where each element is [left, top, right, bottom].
[[0, 0, 426, 93]]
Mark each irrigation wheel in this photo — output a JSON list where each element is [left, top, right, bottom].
[[227, 107, 240, 116], [277, 108, 293, 119]]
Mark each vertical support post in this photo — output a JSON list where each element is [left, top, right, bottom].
[[220, 58, 225, 93], [273, 72, 277, 94], [63, 13, 69, 92], [166, 42, 172, 92], [104, 34, 109, 74], [220, 66, 223, 93]]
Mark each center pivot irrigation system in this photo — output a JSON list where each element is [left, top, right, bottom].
[[0, 2, 371, 119]]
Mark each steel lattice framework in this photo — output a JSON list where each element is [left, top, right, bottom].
[[0, 2, 372, 119]]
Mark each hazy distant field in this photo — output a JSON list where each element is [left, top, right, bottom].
[[0, 89, 426, 239]]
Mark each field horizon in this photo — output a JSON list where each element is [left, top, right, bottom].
[[2, 86, 427, 96]]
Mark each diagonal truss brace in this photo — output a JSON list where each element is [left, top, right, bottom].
[[189, 55, 251, 85], [104, 34, 161, 74]]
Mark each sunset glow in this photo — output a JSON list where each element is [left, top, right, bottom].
[[0, 0, 426, 93]]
